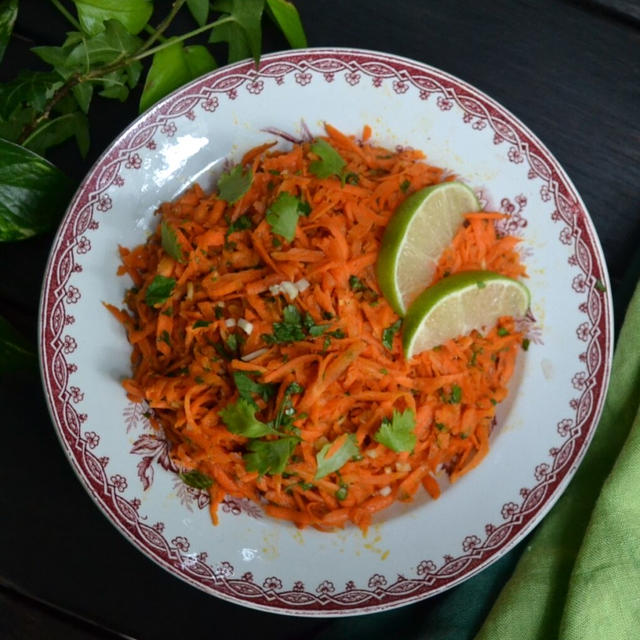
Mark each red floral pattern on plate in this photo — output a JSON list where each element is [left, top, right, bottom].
[[39, 49, 612, 616]]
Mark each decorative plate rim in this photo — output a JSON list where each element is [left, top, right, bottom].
[[38, 47, 613, 616]]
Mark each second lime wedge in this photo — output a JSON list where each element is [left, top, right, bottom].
[[402, 270, 531, 358], [377, 181, 480, 315]]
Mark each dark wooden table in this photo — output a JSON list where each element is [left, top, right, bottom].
[[1, 1, 639, 638]]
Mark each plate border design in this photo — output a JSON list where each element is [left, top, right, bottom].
[[39, 48, 612, 616]]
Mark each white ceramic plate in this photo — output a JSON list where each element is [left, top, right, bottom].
[[39, 49, 613, 616]]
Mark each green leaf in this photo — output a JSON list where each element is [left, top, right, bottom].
[[0, 0, 18, 64], [31, 45, 75, 78], [145, 275, 176, 306], [267, 304, 305, 344], [184, 44, 217, 77], [139, 41, 216, 113], [97, 69, 130, 100], [309, 139, 346, 179], [72, 82, 93, 113], [22, 111, 89, 157], [65, 19, 143, 71], [0, 106, 34, 142], [0, 315, 37, 374], [244, 436, 298, 476], [0, 71, 63, 119], [382, 319, 402, 350], [449, 384, 462, 404], [226, 213, 253, 236], [217, 164, 253, 203], [179, 469, 213, 489], [233, 371, 276, 402], [220, 397, 277, 438], [265, 191, 305, 241], [266, 0, 307, 48], [210, 0, 264, 65], [374, 409, 416, 453], [160, 221, 184, 262], [0, 139, 71, 241], [187, 0, 209, 26], [73, 0, 153, 35], [315, 433, 360, 479]]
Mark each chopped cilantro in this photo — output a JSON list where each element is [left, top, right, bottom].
[[179, 470, 213, 490], [215, 306, 224, 319], [382, 319, 402, 350], [400, 179, 411, 193], [335, 483, 348, 500], [595, 279, 607, 292], [315, 434, 360, 479], [220, 398, 277, 438], [449, 384, 462, 404], [161, 308, 173, 317], [233, 371, 276, 403], [226, 213, 253, 236], [328, 329, 346, 339], [218, 165, 253, 203], [244, 436, 298, 476], [158, 330, 171, 346], [194, 375, 204, 384], [522, 338, 530, 351], [193, 320, 210, 328], [435, 422, 447, 432], [225, 334, 239, 352], [160, 221, 184, 263], [374, 409, 416, 452], [349, 275, 366, 292], [497, 327, 510, 337], [145, 275, 175, 307], [309, 138, 346, 179], [266, 192, 307, 241]]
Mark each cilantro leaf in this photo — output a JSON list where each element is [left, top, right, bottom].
[[374, 409, 416, 453], [145, 275, 176, 306], [193, 320, 210, 328], [315, 434, 360, 479], [220, 397, 278, 438], [218, 164, 253, 203], [226, 213, 253, 236], [244, 436, 298, 476], [266, 191, 306, 241], [180, 469, 213, 490], [449, 384, 462, 404], [233, 371, 276, 402], [309, 139, 346, 179], [382, 319, 402, 350], [267, 304, 305, 344], [161, 221, 184, 262]]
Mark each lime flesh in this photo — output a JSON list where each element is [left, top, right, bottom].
[[377, 182, 480, 315], [402, 270, 531, 358]]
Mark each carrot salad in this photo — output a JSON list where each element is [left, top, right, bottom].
[[106, 124, 528, 532]]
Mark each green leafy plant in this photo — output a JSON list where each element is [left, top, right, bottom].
[[0, 0, 307, 373]]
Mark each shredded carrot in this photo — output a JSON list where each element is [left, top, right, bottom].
[[108, 125, 528, 533]]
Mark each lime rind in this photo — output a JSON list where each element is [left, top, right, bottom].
[[376, 182, 480, 315], [402, 270, 531, 358]]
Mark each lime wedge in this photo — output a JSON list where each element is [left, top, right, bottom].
[[402, 270, 531, 358], [377, 182, 480, 315]]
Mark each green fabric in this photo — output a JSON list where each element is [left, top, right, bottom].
[[476, 279, 640, 640]]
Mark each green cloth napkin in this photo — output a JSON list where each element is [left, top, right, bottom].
[[475, 278, 640, 640]]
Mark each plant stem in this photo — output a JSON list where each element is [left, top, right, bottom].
[[17, 8, 231, 144], [50, 0, 81, 30], [132, 17, 233, 62], [144, 25, 168, 43], [138, 0, 187, 53]]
